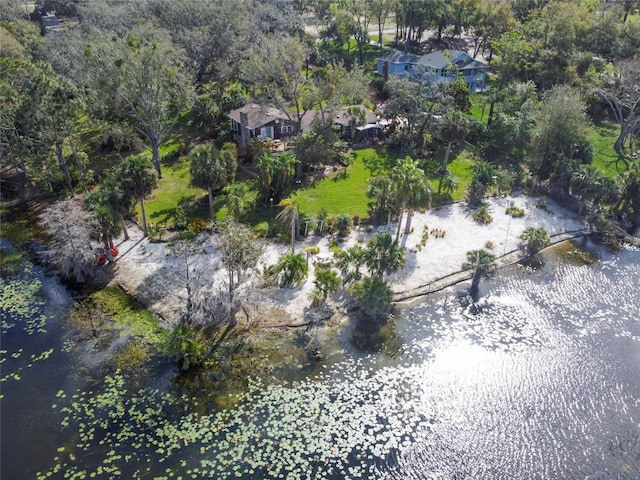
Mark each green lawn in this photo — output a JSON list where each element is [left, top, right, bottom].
[[296, 147, 378, 219], [428, 146, 474, 203], [139, 156, 209, 227], [295, 145, 474, 220], [139, 145, 477, 227], [588, 121, 626, 177]]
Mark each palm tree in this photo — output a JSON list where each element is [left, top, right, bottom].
[[189, 142, 237, 222], [467, 161, 497, 205], [348, 276, 393, 322], [313, 267, 341, 301], [392, 156, 431, 240], [335, 245, 365, 285], [116, 153, 158, 235], [438, 174, 459, 196], [364, 233, 406, 279], [275, 252, 308, 287], [436, 110, 476, 175], [222, 182, 248, 222], [273, 152, 297, 197], [519, 226, 550, 254], [276, 193, 300, 254], [255, 151, 277, 204], [86, 172, 134, 247], [255, 152, 296, 203], [462, 249, 497, 300], [404, 174, 432, 235], [346, 105, 366, 142], [367, 175, 396, 225]]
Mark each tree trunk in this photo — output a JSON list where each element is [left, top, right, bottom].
[[56, 143, 74, 194], [291, 215, 296, 254], [442, 142, 453, 172], [139, 198, 148, 235], [208, 186, 215, 223], [121, 218, 130, 241], [614, 130, 626, 157], [395, 199, 405, 242], [151, 137, 162, 178], [487, 97, 496, 126], [404, 208, 413, 234]]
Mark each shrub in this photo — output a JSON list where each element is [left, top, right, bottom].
[[420, 226, 429, 246], [335, 213, 353, 237], [324, 214, 337, 235], [147, 223, 164, 242], [101, 124, 138, 152], [174, 206, 188, 230], [175, 230, 197, 241], [506, 205, 525, 217], [274, 252, 308, 287], [253, 221, 269, 238], [473, 206, 493, 224], [306, 245, 320, 255], [188, 218, 208, 234]]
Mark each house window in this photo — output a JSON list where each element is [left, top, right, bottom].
[[259, 126, 274, 139], [230, 120, 238, 132], [281, 124, 294, 134]]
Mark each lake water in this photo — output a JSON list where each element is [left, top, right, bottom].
[[1, 239, 639, 479]]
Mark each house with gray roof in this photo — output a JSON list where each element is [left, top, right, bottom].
[[377, 49, 489, 92], [228, 103, 298, 153], [229, 103, 381, 153]]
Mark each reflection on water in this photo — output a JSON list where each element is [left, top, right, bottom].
[[2, 240, 639, 479], [381, 242, 640, 479]]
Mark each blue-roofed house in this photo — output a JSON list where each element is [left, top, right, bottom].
[[376, 49, 489, 92]]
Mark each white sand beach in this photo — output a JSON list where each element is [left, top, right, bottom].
[[110, 193, 587, 325]]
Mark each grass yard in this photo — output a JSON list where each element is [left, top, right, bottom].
[[139, 156, 209, 227], [441, 150, 475, 201], [588, 121, 627, 177], [428, 146, 475, 203], [296, 147, 377, 219], [135, 143, 486, 231]]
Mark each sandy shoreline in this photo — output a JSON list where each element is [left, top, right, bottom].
[[109, 193, 587, 326]]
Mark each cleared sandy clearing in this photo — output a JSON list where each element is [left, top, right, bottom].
[[110, 193, 587, 326]]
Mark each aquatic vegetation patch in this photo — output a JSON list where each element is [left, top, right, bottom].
[[0, 260, 55, 386], [0, 246, 26, 276], [88, 287, 170, 347], [551, 241, 599, 266], [112, 340, 150, 371], [43, 356, 435, 479], [0, 261, 47, 336]]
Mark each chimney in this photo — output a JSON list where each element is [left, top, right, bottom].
[[239, 109, 249, 149]]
